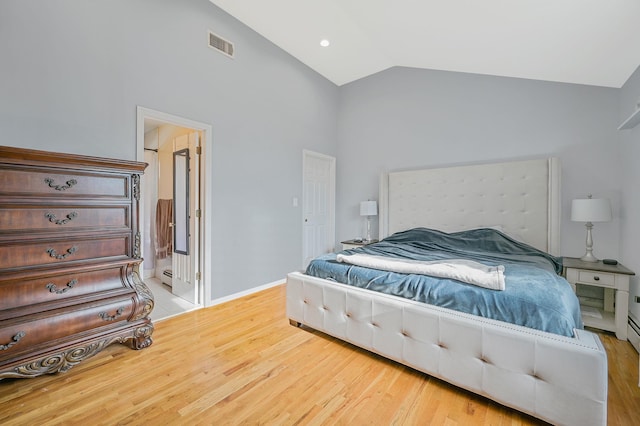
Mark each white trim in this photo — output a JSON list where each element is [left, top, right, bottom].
[[209, 279, 285, 307], [143, 268, 155, 280], [136, 106, 213, 308], [151, 306, 202, 323]]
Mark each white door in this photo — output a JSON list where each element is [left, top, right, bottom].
[[171, 132, 201, 305], [302, 150, 336, 268]]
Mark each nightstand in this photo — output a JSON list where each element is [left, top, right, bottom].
[[563, 257, 635, 340], [341, 239, 378, 250]]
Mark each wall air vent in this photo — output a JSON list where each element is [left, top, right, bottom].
[[208, 30, 234, 58]]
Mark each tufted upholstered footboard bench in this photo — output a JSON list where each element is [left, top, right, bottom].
[[287, 271, 608, 426]]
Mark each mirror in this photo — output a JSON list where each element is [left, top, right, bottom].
[[173, 148, 189, 255]]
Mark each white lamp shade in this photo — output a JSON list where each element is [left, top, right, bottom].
[[571, 198, 612, 223], [360, 200, 378, 216]]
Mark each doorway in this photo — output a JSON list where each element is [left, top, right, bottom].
[[136, 107, 213, 319], [302, 150, 336, 269]]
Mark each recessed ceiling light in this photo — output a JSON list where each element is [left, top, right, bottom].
[[320, 39, 330, 47]]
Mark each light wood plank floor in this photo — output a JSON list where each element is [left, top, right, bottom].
[[1, 284, 638, 425]]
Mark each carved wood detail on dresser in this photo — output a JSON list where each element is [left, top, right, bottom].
[[0, 145, 154, 379]]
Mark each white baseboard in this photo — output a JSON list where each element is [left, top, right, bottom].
[[209, 279, 285, 307]]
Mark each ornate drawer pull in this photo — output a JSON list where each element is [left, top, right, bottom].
[[44, 177, 78, 191], [99, 307, 124, 321], [0, 331, 26, 351], [45, 279, 78, 294], [45, 211, 78, 225], [46, 246, 78, 260]]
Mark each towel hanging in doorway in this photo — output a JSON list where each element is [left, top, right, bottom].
[[155, 199, 173, 259]]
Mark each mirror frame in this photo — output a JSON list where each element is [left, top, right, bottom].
[[173, 148, 190, 255]]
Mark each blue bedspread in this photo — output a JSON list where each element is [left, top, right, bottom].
[[306, 228, 582, 337]]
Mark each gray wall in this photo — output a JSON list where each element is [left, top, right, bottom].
[[337, 67, 622, 259], [2, 0, 638, 310], [619, 65, 640, 319], [0, 0, 339, 299]]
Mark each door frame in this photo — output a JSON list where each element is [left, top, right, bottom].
[[136, 106, 213, 307], [302, 150, 336, 269]]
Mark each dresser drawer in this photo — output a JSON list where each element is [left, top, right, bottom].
[[577, 270, 615, 288], [0, 296, 135, 361], [0, 167, 130, 199], [0, 263, 131, 313], [0, 205, 130, 233], [0, 235, 131, 269]]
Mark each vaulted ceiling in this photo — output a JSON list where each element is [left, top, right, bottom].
[[210, 0, 640, 88]]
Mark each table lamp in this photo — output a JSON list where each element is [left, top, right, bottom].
[[360, 200, 377, 242], [571, 195, 612, 262]]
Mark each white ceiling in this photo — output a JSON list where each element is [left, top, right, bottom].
[[210, 0, 640, 88]]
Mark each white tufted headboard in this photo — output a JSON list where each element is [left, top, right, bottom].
[[378, 158, 560, 255]]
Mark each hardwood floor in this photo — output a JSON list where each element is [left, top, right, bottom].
[[1, 284, 638, 425]]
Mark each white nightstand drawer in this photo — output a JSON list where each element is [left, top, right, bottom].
[[577, 270, 615, 287]]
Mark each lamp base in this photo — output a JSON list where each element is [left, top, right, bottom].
[[579, 222, 598, 262], [579, 252, 599, 263]]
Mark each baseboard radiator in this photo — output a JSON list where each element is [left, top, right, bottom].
[[629, 314, 640, 353], [161, 269, 173, 287]]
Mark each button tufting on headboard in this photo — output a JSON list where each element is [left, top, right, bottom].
[[379, 158, 560, 254]]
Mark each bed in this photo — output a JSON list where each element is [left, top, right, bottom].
[[287, 158, 608, 426]]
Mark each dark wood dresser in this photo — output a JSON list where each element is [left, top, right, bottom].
[[0, 146, 154, 379]]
